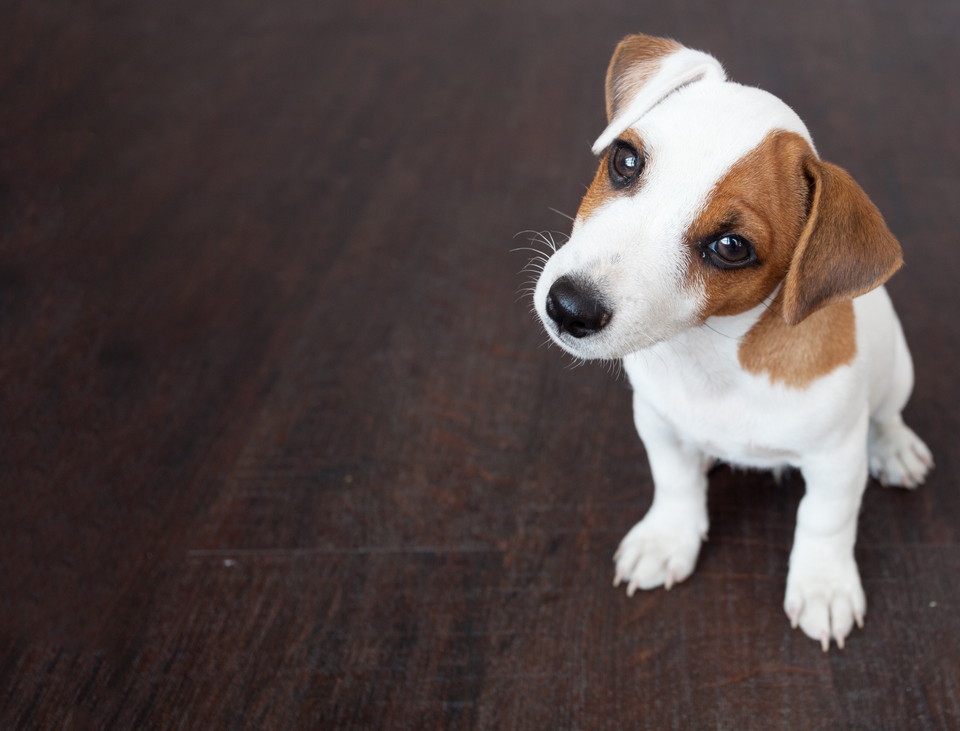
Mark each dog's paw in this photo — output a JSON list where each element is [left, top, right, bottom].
[[784, 555, 866, 651], [868, 418, 934, 489], [613, 501, 707, 595]]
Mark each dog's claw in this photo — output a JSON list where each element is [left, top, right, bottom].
[[913, 444, 935, 470], [786, 601, 802, 630], [820, 633, 830, 653]]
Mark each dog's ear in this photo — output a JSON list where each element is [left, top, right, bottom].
[[781, 158, 903, 325], [593, 34, 725, 154], [604, 35, 684, 122]]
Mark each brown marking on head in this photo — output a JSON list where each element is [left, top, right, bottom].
[[738, 148, 903, 387], [687, 131, 815, 319], [683, 130, 902, 387], [605, 35, 683, 122], [575, 128, 646, 224], [739, 296, 857, 388]]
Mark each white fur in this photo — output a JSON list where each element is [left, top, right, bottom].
[[533, 46, 932, 651]]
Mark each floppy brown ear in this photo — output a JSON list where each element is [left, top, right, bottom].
[[604, 34, 683, 122], [781, 158, 903, 325]]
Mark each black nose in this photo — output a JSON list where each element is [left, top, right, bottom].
[[545, 276, 612, 338]]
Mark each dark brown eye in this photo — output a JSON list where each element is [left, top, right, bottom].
[[705, 235, 757, 269], [609, 141, 643, 187]]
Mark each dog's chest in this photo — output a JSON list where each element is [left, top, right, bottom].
[[622, 338, 847, 467]]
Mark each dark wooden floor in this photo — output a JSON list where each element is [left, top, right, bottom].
[[2, 0, 958, 728]]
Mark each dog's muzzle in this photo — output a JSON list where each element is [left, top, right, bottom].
[[545, 276, 612, 338]]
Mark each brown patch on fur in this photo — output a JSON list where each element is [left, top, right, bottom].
[[739, 296, 857, 388], [686, 131, 902, 387], [687, 131, 814, 319], [575, 129, 645, 224], [605, 35, 682, 122]]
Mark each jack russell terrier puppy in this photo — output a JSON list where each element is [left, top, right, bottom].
[[532, 34, 933, 650]]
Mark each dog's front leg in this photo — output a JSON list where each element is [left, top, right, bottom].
[[785, 414, 870, 651], [614, 397, 710, 595]]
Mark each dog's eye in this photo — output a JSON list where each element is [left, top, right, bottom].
[[609, 141, 643, 187], [705, 235, 757, 269]]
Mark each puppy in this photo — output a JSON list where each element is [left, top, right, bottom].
[[532, 34, 933, 650]]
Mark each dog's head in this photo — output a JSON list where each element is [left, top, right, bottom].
[[534, 34, 902, 360]]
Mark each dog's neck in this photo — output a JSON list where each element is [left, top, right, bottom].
[[738, 293, 857, 388], [640, 284, 857, 390], [702, 289, 779, 343]]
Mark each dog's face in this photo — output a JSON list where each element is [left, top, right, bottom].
[[534, 35, 902, 361]]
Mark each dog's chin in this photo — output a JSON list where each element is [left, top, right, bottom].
[[540, 323, 664, 362], [548, 334, 619, 361]]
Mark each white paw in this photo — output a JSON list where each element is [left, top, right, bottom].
[[613, 502, 707, 594], [868, 419, 934, 489], [784, 554, 866, 651]]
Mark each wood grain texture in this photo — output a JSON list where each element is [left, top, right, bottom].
[[1, 0, 958, 728]]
